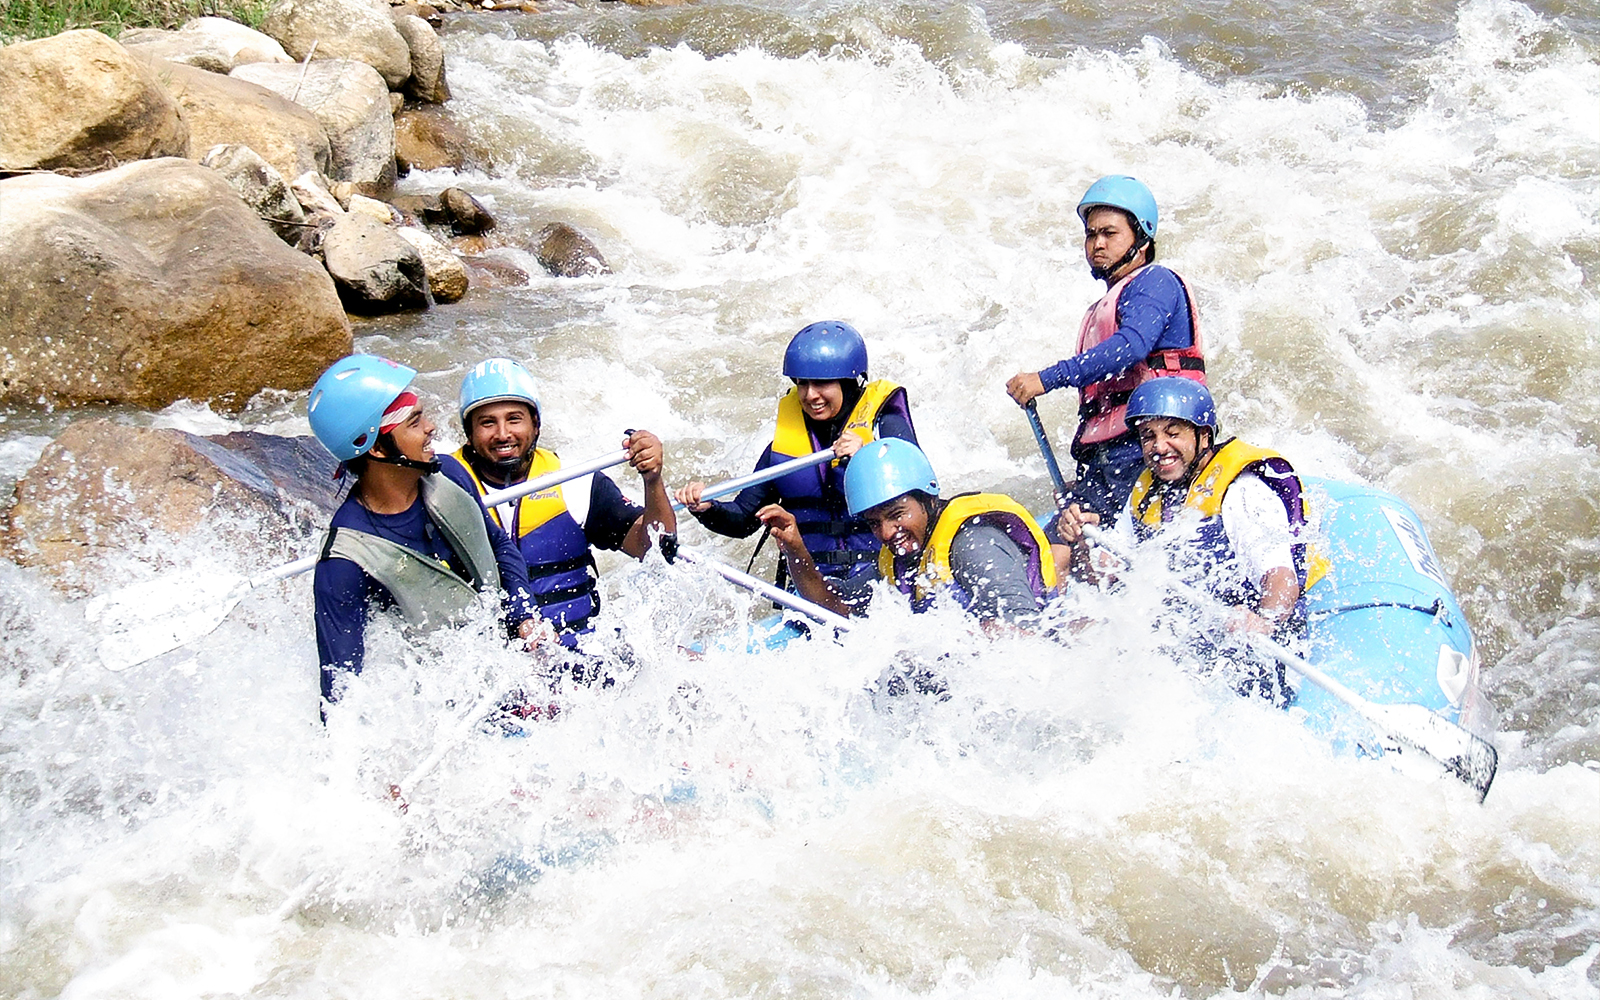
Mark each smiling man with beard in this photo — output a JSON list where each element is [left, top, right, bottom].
[[439, 358, 676, 656], [1054, 378, 1328, 703]]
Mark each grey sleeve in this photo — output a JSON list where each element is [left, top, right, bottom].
[[831, 563, 881, 613], [948, 522, 1043, 623]]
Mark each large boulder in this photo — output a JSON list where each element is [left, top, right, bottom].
[[232, 59, 396, 190], [390, 13, 449, 104], [321, 213, 429, 311], [260, 0, 411, 89], [199, 143, 307, 242], [153, 59, 333, 184], [1, 419, 339, 589], [393, 107, 472, 173], [0, 29, 189, 171], [0, 158, 351, 412], [118, 17, 293, 73]]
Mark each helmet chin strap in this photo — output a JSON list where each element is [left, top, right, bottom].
[[368, 452, 441, 474], [1089, 236, 1150, 282]]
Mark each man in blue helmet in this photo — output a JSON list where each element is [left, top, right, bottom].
[[1005, 175, 1207, 521], [307, 354, 541, 709], [1054, 378, 1326, 702], [440, 357, 676, 655], [756, 438, 1056, 628], [675, 321, 918, 590]]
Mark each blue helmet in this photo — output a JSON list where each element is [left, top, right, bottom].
[[782, 321, 868, 382], [1077, 175, 1159, 241], [845, 438, 939, 516], [1125, 377, 1217, 431], [307, 354, 417, 461], [459, 357, 541, 427]]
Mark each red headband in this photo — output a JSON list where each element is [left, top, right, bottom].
[[379, 391, 419, 433]]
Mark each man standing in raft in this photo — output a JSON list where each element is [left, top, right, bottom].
[[440, 357, 676, 653], [1054, 378, 1326, 701], [675, 321, 917, 589], [1005, 176, 1206, 519], [308, 355, 540, 708], [757, 439, 1056, 628]]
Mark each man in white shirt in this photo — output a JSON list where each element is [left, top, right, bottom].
[[1054, 379, 1321, 699]]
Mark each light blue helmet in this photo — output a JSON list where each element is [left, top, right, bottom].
[[783, 321, 868, 382], [307, 354, 417, 461], [1125, 377, 1217, 431], [1077, 175, 1159, 241], [459, 357, 541, 428], [845, 438, 939, 516]]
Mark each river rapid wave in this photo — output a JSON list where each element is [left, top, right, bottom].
[[1, 1, 1596, 996]]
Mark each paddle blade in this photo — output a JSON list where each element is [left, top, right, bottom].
[[86, 569, 250, 632], [1363, 702, 1499, 802], [96, 595, 247, 671], [87, 570, 252, 671]]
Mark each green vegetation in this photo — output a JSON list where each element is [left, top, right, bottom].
[[0, 0, 273, 42]]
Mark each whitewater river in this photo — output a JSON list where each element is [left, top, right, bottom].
[[2, 0, 1597, 996]]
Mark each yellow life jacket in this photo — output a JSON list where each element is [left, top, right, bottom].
[[772, 378, 905, 463], [1128, 439, 1330, 589], [450, 446, 575, 540], [878, 493, 1059, 610]]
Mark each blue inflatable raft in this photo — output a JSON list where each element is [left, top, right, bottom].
[[687, 476, 1500, 797], [1296, 477, 1497, 766]]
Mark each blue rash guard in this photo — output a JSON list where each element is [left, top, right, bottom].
[[314, 485, 537, 704], [1037, 265, 1196, 393]]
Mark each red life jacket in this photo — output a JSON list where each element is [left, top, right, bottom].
[[1073, 266, 1206, 456]]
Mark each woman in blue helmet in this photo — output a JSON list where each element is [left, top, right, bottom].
[[439, 357, 676, 651], [757, 438, 1056, 628], [674, 321, 918, 588], [1054, 378, 1326, 703], [1005, 175, 1207, 521], [307, 354, 540, 709]]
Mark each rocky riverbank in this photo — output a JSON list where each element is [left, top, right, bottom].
[[0, 2, 612, 414]]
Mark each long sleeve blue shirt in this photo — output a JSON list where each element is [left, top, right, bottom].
[[1039, 265, 1196, 392], [314, 478, 536, 703]]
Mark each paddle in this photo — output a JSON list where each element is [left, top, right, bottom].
[[672, 448, 835, 512], [1023, 400, 1071, 510], [86, 448, 632, 672], [387, 686, 507, 813], [1021, 403, 1497, 799], [677, 546, 853, 631]]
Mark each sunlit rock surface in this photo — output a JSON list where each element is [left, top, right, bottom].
[[0, 29, 189, 171], [0, 158, 351, 411]]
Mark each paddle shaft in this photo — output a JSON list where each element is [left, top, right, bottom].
[[482, 449, 630, 507], [678, 547, 853, 631], [1024, 401, 1071, 503], [673, 449, 834, 512], [263, 450, 631, 589], [388, 687, 506, 813]]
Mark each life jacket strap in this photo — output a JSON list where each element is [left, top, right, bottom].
[[534, 582, 599, 607], [811, 548, 878, 566], [1148, 352, 1206, 373], [528, 552, 595, 577]]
